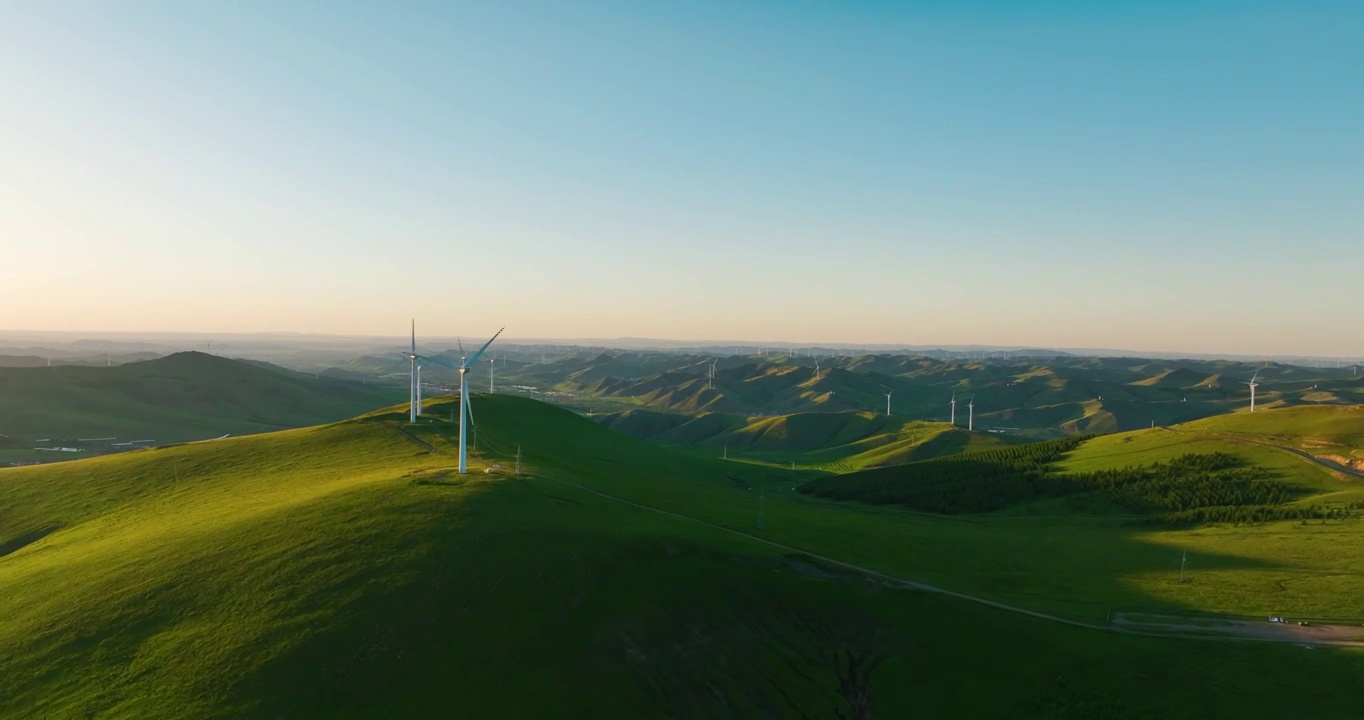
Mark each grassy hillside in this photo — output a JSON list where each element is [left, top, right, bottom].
[[5, 396, 1364, 717], [0, 352, 402, 460], [596, 408, 1021, 469]]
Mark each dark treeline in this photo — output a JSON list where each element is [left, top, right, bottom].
[[801, 444, 1356, 525]]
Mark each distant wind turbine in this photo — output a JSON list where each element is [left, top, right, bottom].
[[1247, 371, 1260, 412], [489, 356, 496, 393], [885, 390, 893, 417], [968, 397, 975, 431], [950, 394, 957, 426]]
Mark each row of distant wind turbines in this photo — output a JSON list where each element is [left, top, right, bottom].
[[713, 356, 1269, 428], [400, 321, 504, 475]]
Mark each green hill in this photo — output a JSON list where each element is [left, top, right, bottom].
[[5, 396, 1364, 717], [596, 408, 1022, 469], [0, 353, 402, 461]]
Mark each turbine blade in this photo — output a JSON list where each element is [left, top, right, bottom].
[[414, 353, 461, 370], [457, 338, 465, 358], [465, 327, 505, 367]]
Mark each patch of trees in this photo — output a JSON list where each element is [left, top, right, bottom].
[[800, 444, 1352, 525]]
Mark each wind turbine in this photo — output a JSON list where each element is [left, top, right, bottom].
[[489, 356, 496, 393], [400, 320, 418, 423], [417, 328, 504, 473], [967, 397, 975, 431], [1247, 371, 1259, 412], [814, 359, 821, 382], [950, 394, 957, 426], [884, 390, 893, 417]]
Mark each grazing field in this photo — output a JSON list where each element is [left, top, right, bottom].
[[5, 396, 1364, 717]]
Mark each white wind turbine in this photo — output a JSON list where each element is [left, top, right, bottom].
[[1247, 371, 1260, 412], [967, 396, 975, 431], [950, 393, 957, 426], [489, 356, 496, 393], [418, 328, 504, 473], [884, 389, 893, 417], [399, 319, 419, 423]]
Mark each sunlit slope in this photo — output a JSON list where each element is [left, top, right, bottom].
[[596, 408, 1020, 469], [0, 403, 779, 718], [1183, 404, 1364, 459], [5, 396, 1364, 718], [1062, 405, 1364, 483], [0, 352, 401, 446]]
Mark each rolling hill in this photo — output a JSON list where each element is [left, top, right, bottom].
[[596, 407, 1022, 470], [4, 396, 1364, 717], [0, 353, 403, 462], [379, 350, 1364, 436]]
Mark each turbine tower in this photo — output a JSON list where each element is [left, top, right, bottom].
[[950, 394, 957, 426], [416, 365, 423, 416], [1247, 371, 1259, 412], [400, 319, 418, 423], [967, 397, 975, 431], [884, 390, 893, 417], [489, 356, 496, 393]]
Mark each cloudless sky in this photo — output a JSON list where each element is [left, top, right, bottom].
[[2, 1, 1360, 356]]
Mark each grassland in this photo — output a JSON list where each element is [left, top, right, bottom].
[[596, 407, 1022, 470], [5, 396, 1364, 717]]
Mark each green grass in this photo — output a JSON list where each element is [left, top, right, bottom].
[[4, 396, 1364, 717]]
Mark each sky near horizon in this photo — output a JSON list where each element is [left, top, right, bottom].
[[1, 1, 1360, 357]]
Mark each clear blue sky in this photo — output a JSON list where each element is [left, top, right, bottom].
[[2, 1, 1360, 356]]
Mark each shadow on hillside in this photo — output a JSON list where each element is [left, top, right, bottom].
[[0, 523, 61, 558], [213, 468, 1364, 719]]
